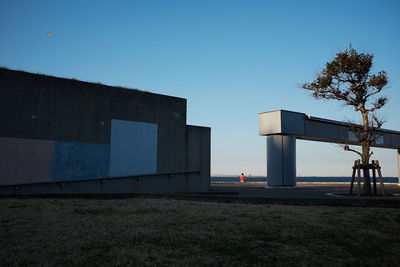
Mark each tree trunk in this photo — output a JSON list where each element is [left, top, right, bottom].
[[361, 110, 372, 195], [362, 165, 371, 194]]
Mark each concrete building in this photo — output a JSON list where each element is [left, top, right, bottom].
[[259, 110, 400, 187], [0, 67, 210, 195]]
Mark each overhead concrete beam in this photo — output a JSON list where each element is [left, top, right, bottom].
[[259, 110, 400, 149], [259, 110, 400, 187]]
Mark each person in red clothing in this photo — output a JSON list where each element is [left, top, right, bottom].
[[240, 173, 246, 182]]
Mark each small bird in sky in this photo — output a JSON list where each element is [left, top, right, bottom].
[[107, 45, 112, 48], [46, 32, 52, 37]]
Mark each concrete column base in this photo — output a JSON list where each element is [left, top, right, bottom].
[[398, 149, 400, 187], [266, 135, 296, 187]]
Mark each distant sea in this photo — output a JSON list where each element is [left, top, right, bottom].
[[211, 176, 399, 183]]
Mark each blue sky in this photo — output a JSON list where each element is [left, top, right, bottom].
[[1, 0, 399, 176]]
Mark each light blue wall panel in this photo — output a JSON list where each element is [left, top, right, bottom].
[[109, 119, 157, 176], [51, 142, 110, 181]]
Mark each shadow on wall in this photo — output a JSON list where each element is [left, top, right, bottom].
[[0, 119, 159, 184]]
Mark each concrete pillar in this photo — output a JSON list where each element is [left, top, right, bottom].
[[266, 135, 296, 187], [398, 149, 400, 186]]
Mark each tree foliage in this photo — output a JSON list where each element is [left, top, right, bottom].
[[301, 45, 389, 194], [302, 45, 388, 114]]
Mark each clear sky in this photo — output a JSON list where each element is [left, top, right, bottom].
[[1, 0, 399, 176]]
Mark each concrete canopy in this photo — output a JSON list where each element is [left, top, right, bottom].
[[259, 110, 400, 187]]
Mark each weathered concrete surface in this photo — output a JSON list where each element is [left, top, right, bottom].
[[0, 137, 54, 183], [267, 135, 296, 186], [0, 67, 211, 193], [186, 126, 211, 192], [0, 67, 187, 174]]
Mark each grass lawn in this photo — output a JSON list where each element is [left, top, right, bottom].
[[1, 197, 400, 266]]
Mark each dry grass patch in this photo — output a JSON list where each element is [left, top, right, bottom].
[[1, 198, 400, 266]]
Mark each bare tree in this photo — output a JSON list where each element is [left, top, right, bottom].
[[301, 44, 388, 194]]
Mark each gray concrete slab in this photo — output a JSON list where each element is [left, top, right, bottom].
[[3, 182, 400, 208], [259, 110, 400, 148], [210, 182, 400, 199]]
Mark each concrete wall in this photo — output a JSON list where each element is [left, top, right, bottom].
[[0, 137, 55, 184], [0, 67, 210, 193], [186, 126, 211, 192]]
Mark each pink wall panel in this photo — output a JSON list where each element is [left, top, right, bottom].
[[0, 137, 55, 184]]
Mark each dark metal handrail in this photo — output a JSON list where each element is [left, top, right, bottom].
[[0, 170, 201, 188]]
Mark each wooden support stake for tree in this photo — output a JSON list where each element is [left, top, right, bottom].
[[376, 160, 385, 196], [349, 159, 386, 197], [356, 159, 361, 196], [350, 160, 357, 195], [372, 160, 377, 195], [362, 165, 366, 193]]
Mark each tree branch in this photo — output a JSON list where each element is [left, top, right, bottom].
[[344, 145, 363, 157]]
